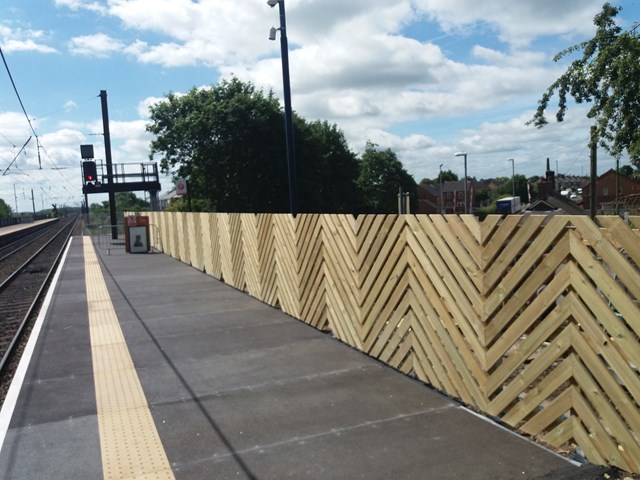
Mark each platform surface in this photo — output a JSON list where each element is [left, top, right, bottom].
[[0, 235, 595, 479], [0, 218, 57, 239]]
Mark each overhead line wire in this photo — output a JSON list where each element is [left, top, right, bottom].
[[1, 45, 45, 169], [0, 46, 38, 140]]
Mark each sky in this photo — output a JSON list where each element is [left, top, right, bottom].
[[0, 0, 639, 213]]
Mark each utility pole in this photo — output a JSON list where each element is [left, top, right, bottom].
[[100, 90, 118, 239]]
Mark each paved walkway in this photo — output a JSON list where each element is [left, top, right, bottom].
[[0, 235, 602, 479]]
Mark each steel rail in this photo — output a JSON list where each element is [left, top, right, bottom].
[[0, 216, 78, 377]]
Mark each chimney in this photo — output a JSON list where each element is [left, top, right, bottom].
[[546, 157, 555, 190], [538, 158, 555, 200]]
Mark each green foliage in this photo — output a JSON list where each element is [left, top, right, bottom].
[[475, 203, 497, 220], [420, 170, 458, 184], [530, 3, 640, 167], [0, 198, 12, 218], [90, 192, 150, 221], [148, 78, 288, 212], [620, 164, 635, 178], [474, 187, 491, 204], [165, 197, 211, 212], [356, 142, 417, 213], [147, 77, 361, 213], [495, 174, 530, 202], [295, 119, 361, 213]]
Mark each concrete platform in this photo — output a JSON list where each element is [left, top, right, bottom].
[[0, 218, 57, 237], [0, 235, 600, 479]]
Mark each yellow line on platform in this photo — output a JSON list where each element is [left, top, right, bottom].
[[83, 237, 174, 480]]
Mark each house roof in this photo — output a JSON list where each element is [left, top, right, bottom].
[[542, 192, 587, 215]]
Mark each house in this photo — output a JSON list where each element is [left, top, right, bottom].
[[581, 169, 640, 214], [530, 158, 587, 215], [416, 180, 480, 214]]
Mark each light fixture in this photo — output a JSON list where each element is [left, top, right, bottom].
[[267, 0, 297, 216]]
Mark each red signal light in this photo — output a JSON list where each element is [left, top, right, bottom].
[[83, 161, 97, 184]]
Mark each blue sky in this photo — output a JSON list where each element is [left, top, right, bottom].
[[0, 0, 638, 213]]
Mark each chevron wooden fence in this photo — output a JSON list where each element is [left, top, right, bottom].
[[141, 212, 640, 472]]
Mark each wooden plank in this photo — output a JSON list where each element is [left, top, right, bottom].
[[407, 270, 486, 409], [489, 326, 573, 417], [598, 217, 640, 283], [412, 216, 484, 336], [405, 223, 486, 360], [481, 215, 522, 269], [444, 215, 483, 278], [485, 265, 572, 370], [569, 232, 640, 339], [570, 315, 640, 442], [459, 214, 482, 245], [487, 295, 571, 398], [484, 235, 571, 342], [542, 416, 575, 448], [574, 420, 607, 466], [573, 216, 640, 302], [484, 215, 565, 302], [501, 356, 573, 427], [407, 251, 487, 385], [572, 388, 629, 471], [572, 358, 640, 470], [430, 215, 484, 299], [520, 386, 573, 436], [409, 293, 470, 403], [479, 214, 503, 246]]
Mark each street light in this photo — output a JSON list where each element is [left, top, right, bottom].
[[454, 152, 468, 214], [439, 164, 444, 214], [268, 0, 298, 217], [508, 158, 515, 200]]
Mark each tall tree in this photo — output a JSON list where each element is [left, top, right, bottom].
[[295, 119, 362, 213], [147, 77, 362, 213], [148, 78, 289, 213], [356, 142, 417, 213], [420, 170, 458, 184], [530, 3, 640, 168], [90, 192, 150, 218], [496, 174, 529, 202], [0, 198, 12, 218]]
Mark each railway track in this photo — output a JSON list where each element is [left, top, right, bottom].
[[0, 216, 82, 405]]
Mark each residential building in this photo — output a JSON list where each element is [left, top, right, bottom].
[[581, 169, 640, 214]]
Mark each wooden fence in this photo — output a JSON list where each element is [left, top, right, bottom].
[[140, 212, 640, 472]]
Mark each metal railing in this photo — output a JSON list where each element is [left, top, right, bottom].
[[88, 223, 161, 255]]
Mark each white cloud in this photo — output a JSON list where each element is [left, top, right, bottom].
[[69, 33, 124, 57], [0, 25, 57, 53], [28, 0, 633, 199], [136, 97, 165, 119], [53, 0, 106, 14], [414, 0, 605, 47]]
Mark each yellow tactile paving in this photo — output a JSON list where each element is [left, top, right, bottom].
[[83, 237, 175, 480]]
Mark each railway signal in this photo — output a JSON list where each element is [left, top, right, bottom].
[[83, 160, 97, 184]]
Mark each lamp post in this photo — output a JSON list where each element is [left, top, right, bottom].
[[454, 152, 467, 214], [268, 0, 298, 217], [508, 158, 515, 199], [439, 164, 444, 214]]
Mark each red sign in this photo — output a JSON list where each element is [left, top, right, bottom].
[[176, 179, 188, 196]]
